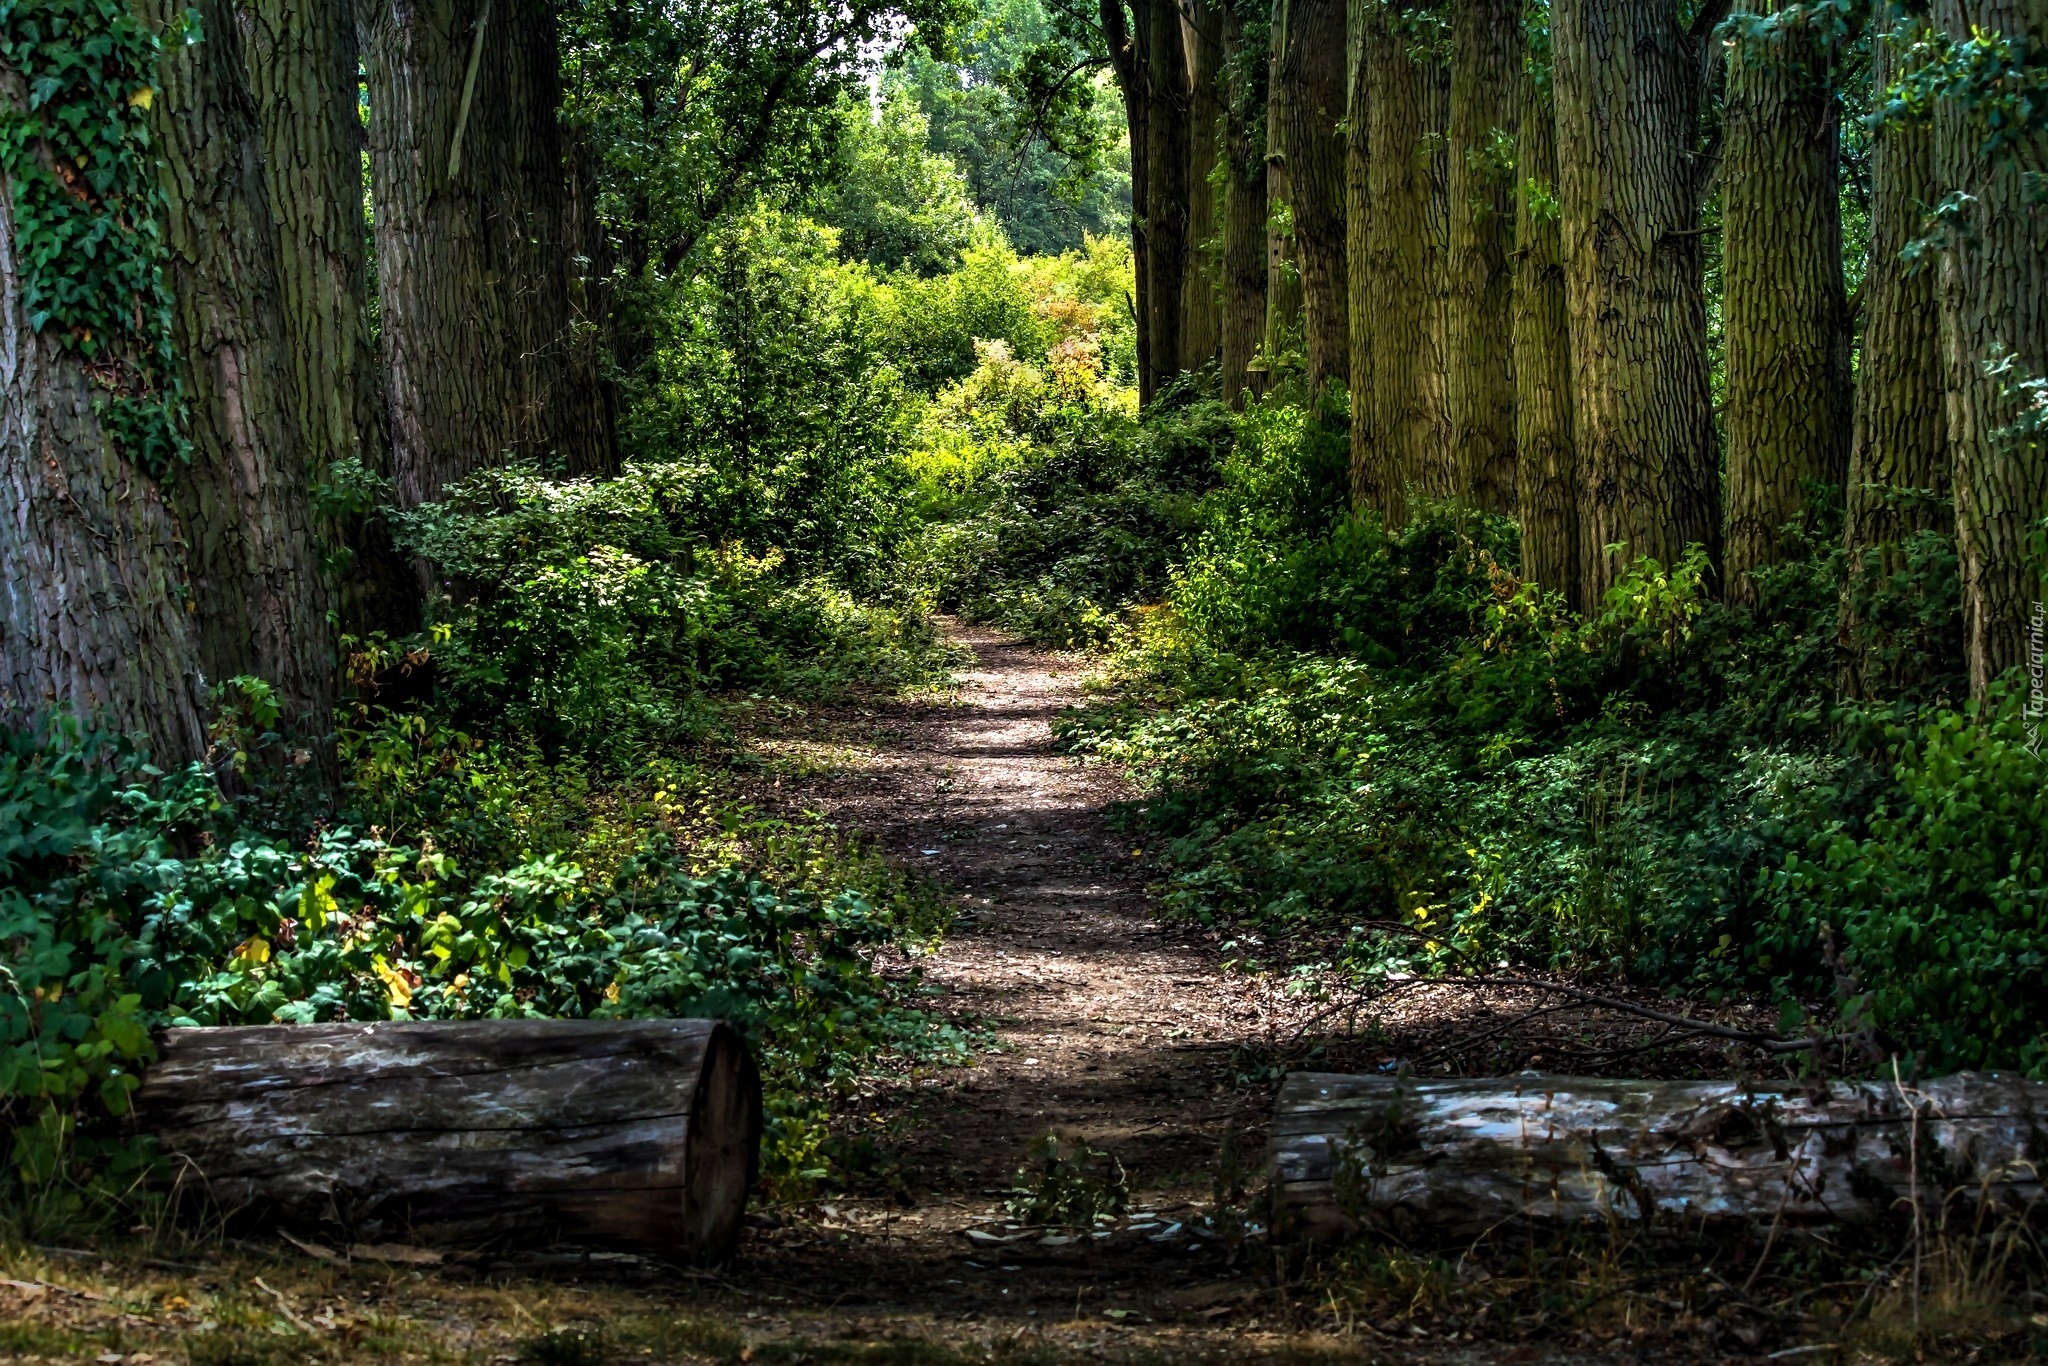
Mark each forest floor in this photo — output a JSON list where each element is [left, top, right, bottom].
[[0, 625, 1999, 1364]]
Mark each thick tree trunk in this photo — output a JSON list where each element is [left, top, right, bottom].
[[148, 0, 336, 751], [1552, 0, 1719, 605], [1264, 0, 1304, 372], [1365, 2, 1452, 515], [361, 0, 614, 510], [1220, 2, 1271, 406], [1721, 16, 1851, 605], [1184, 4, 1226, 375], [1271, 1071, 2048, 1242], [1841, 12, 1951, 696], [1513, 70, 1579, 611], [1933, 0, 2048, 697], [1275, 0, 1350, 399], [1447, 0, 1520, 514], [0, 192, 210, 763], [135, 1020, 761, 1261], [1143, 0, 1193, 394], [234, 0, 415, 637], [1346, 0, 1381, 512], [1106, 0, 1154, 398]]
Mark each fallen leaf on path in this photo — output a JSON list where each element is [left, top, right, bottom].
[[279, 1230, 340, 1262]]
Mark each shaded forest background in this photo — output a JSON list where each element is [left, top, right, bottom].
[[0, 0, 2045, 1230]]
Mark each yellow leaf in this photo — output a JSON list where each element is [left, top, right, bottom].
[[129, 87, 154, 109], [230, 935, 271, 968], [372, 957, 413, 1008], [603, 981, 621, 1004]]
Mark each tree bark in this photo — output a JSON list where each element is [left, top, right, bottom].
[[147, 0, 336, 751], [1220, 1, 1271, 406], [1552, 0, 1719, 605], [1513, 67, 1579, 610], [361, 0, 614, 511], [1184, 4, 1227, 374], [1933, 0, 2048, 697], [1144, 0, 1193, 394], [1721, 14, 1851, 605], [1366, 1, 1452, 515], [1841, 10, 1952, 696], [1264, 0, 1305, 372], [1275, 0, 1350, 399], [1271, 1071, 2048, 1242], [0, 191, 210, 763], [1346, 0, 1382, 512], [1447, 0, 1520, 514], [1105, 0, 1154, 397], [135, 1019, 761, 1261], [234, 0, 415, 637]]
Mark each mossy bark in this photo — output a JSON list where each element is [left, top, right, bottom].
[[1512, 70, 1579, 611], [1446, 0, 1520, 514], [1721, 15, 1851, 606], [1275, 0, 1351, 398], [1841, 11, 1951, 697], [1551, 0, 1719, 604], [148, 0, 337, 756], [0, 171, 209, 762], [1932, 0, 2048, 697], [1365, 0, 1452, 516], [1220, 0, 1271, 406], [234, 0, 415, 636], [360, 0, 615, 510]]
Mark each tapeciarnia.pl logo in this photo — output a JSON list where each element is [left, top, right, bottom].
[[2028, 600, 2045, 758]]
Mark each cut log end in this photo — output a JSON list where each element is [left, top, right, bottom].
[[137, 1018, 762, 1263]]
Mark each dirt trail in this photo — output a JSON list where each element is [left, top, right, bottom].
[[733, 621, 1284, 1335]]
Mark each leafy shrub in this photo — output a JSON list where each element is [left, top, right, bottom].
[[0, 723, 962, 1212]]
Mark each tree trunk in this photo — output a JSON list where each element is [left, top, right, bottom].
[[361, 0, 614, 511], [1447, 0, 1520, 514], [147, 0, 336, 752], [234, 0, 416, 638], [1105, 0, 1154, 399], [1346, 0, 1382, 513], [1275, 0, 1350, 399], [1721, 15, 1851, 605], [135, 1020, 760, 1261], [1184, 4, 1226, 375], [1513, 68, 1579, 611], [1841, 10, 1952, 697], [1270, 1071, 2048, 1242], [1264, 0, 1304, 372], [0, 193, 210, 764], [1143, 0, 1193, 394], [1933, 0, 2048, 697], [1552, 0, 1719, 605], [1366, 2, 1452, 515], [1220, 1, 1271, 406]]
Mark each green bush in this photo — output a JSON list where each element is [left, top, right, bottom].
[[0, 726, 958, 1210]]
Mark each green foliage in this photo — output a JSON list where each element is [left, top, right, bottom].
[[0, 723, 964, 1207], [892, 0, 1131, 256], [1002, 1134, 1127, 1226], [1048, 391, 2044, 1077], [392, 460, 956, 766], [814, 91, 985, 274], [0, 0, 186, 473]]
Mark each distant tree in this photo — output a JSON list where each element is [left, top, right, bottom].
[[816, 92, 984, 274]]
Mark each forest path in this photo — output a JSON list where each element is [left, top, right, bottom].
[[729, 621, 1292, 1341]]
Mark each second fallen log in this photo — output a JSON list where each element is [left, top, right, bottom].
[[135, 1018, 760, 1261], [1269, 1071, 2048, 1241]]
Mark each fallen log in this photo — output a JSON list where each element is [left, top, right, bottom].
[[1270, 1071, 2048, 1242], [135, 1018, 760, 1261]]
